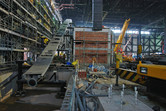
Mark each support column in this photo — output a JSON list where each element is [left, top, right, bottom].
[[107, 29, 111, 65], [138, 27, 141, 46], [137, 27, 142, 59], [16, 60, 25, 96], [164, 18, 166, 54]]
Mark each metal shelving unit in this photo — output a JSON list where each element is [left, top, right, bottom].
[[0, 0, 61, 64]]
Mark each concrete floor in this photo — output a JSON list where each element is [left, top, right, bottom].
[[0, 77, 166, 111], [138, 89, 166, 111], [92, 78, 166, 111], [98, 95, 153, 111], [0, 86, 63, 111]]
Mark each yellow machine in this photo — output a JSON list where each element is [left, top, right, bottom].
[[114, 19, 130, 68], [137, 62, 166, 80], [114, 19, 130, 86], [137, 62, 166, 96], [114, 19, 166, 96], [114, 19, 130, 52]]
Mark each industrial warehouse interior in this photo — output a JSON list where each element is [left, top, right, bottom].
[[0, 0, 166, 111]]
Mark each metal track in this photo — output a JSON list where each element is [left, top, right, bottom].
[[61, 75, 76, 111]]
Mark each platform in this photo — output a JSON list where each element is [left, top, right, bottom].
[[98, 95, 153, 111]]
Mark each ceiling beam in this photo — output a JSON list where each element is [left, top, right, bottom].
[[102, 0, 121, 21], [142, 17, 165, 29]]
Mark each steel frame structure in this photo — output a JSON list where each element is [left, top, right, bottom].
[[114, 31, 163, 55], [0, 0, 61, 66]]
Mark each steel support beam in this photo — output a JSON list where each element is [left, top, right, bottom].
[[138, 27, 141, 45], [164, 17, 166, 54]]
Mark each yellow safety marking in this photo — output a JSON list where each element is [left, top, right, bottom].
[[120, 70, 127, 78], [140, 81, 146, 85], [117, 69, 146, 85], [117, 69, 122, 75], [132, 74, 140, 82], [0, 91, 1, 98], [0, 72, 12, 83], [0, 89, 13, 102], [125, 72, 134, 80]]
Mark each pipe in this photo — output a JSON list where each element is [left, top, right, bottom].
[[82, 97, 86, 110], [80, 91, 108, 97], [19, 78, 66, 87], [75, 88, 85, 111], [27, 78, 38, 87], [93, 98, 98, 111], [82, 94, 108, 97], [75, 95, 78, 111], [85, 79, 98, 92]]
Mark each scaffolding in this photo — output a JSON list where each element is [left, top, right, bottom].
[[0, 0, 61, 66]]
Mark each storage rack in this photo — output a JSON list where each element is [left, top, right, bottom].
[[0, 0, 61, 65]]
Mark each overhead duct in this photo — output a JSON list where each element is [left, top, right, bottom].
[[92, 0, 103, 30]]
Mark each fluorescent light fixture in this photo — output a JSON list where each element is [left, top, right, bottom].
[[141, 31, 150, 35], [112, 29, 150, 35], [112, 30, 121, 33]]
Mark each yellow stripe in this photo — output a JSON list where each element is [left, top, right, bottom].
[[0, 90, 1, 98], [140, 81, 146, 85], [0, 73, 12, 83], [120, 70, 127, 78], [132, 74, 140, 82], [0, 89, 13, 102], [117, 69, 122, 75], [125, 72, 134, 80]]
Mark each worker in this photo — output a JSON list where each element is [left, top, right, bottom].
[[41, 36, 49, 45], [72, 59, 79, 69], [59, 52, 63, 57], [44, 38, 49, 45], [72, 59, 78, 66]]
